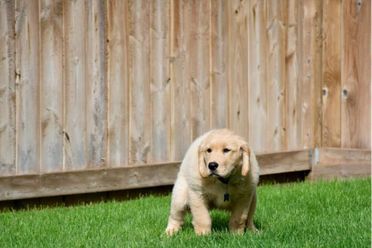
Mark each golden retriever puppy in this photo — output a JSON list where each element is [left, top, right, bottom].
[[165, 129, 259, 236]]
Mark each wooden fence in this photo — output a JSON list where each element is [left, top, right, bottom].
[[0, 0, 370, 199]]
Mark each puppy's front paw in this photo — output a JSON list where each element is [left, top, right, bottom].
[[230, 228, 245, 235], [165, 225, 181, 236], [194, 227, 211, 236], [247, 224, 260, 234]]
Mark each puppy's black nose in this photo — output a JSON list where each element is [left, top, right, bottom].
[[208, 162, 219, 171]]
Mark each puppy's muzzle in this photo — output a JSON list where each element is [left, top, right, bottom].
[[208, 162, 219, 171]]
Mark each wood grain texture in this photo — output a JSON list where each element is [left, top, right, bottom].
[[128, 0, 151, 164], [63, 0, 87, 170], [248, 0, 268, 152], [1, 147, 369, 200], [170, 0, 192, 160], [228, 0, 249, 140], [0, 0, 370, 182], [0, 162, 181, 201], [0, 0, 16, 176], [189, 0, 211, 139], [107, 0, 129, 167], [317, 147, 371, 166], [0, 149, 315, 201], [211, 0, 228, 129], [321, 0, 341, 147], [15, 0, 40, 174], [308, 163, 371, 181], [299, 0, 322, 149], [40, 0, 64, 172], [257, 149, 312, 175], [341, 0, 371, 149], [86, 0, 107, 167], [150, 0, 171, 162], [266, 0, 287, 151], [286, 0, 302, 150]]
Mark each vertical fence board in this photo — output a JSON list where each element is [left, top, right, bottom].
[[228, 0, 249, 140], [189, 0, 211, 139], [266, 0, 287, 151], [341, 0, 371, 149], [0, 0, 370, 178], [321, 0, 341, 147], [150, 0, 171, 162], [64, 0, 87, 170], [0, 0, 16, 176], [40, 0, 64, 172], [248, 0, 268, 152], [15, 0, 40, 174], [211, 0, 228, 129], [286, 0, 301, 150], [300, 0, 322, 149], [86, 0, 107, 167], [170, 0, 192, 160], [107, 0, 129, 167], [128, 0, 151, 164]]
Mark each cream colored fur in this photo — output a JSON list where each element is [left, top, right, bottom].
[[165, 129, 260, 236]]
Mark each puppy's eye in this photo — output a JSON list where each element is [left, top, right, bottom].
[[206, 148, 212, 153], [223, 148, 231, 153]]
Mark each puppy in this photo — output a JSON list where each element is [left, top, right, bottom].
[[165, 129, 259, 236]]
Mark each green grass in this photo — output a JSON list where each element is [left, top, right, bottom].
[[0, 178, 370, 248]]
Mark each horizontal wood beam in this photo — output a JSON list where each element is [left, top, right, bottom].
[[316, 147, 371, 165], [0, 150, 313, 201], [307, 147, 371, 180], [257, 150, 312, 175], [0, 163, 180, 201], [1, 148, 370, 201], [307, 163, 370, 181]]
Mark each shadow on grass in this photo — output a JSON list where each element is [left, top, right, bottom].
[[174, 210, 263, 235], [211, 210, 263, 233]]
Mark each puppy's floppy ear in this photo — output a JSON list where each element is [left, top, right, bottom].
[[240, 143, 250, 176], [198, 145, 209, 178]]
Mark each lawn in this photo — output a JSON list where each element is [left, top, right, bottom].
[[0, 178, 370, 248]]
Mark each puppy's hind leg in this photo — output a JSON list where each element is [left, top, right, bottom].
[[165, 178, 188, 236]]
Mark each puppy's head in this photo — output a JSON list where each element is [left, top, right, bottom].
[[198, 130, 251, 179]]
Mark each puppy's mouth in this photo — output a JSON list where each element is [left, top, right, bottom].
[[210, 172, 230, 184]]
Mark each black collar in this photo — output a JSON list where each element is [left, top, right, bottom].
[[217, 176, 229, 185]]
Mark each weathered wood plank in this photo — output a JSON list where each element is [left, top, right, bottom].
[[228, 0, 249, 140], [128, 0, 151, 164], [189, 0, 211, 139], [86, 0, 107, 167], [40, 0, 64, 173], [341, 0, 371, 149], [64, 0, 87, 170], [170, 0, 192, 160], [0, 0, 16, 176], [300, 0, 322, 149], [309, 147, 371, 180], [308, 163, 371, 181], [0, 163, 181, 201], [258, 150, 311, 175], [210, 0, 228, 129], [248, 0, 268, 152], [107, 0, 129, 167], [0, 149, 315, 201], [286, 0, 302, 150], [3, 148, 369, 200], [266, 0, 287, 151], [15, 0, 40, 174], [150, 0, 171, 162], [317, 147, 371, 166], [321, 0, 341, 147]]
